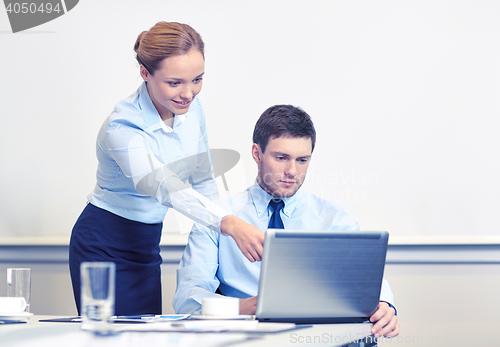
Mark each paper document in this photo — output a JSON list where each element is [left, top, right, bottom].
[[113, 314, 191, 323], [115, 320, 300, 333], [40, 314, 191, 324]]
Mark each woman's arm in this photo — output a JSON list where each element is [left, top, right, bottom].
[[220, 215, 265, 262]]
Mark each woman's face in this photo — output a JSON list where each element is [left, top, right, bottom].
[[140, 49, 205, 121]]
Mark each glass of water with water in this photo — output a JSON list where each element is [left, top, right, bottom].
[[80, 262, 115, 333], [7, 268, 31, 313]]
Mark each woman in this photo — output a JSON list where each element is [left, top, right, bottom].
[[69, 21, 264, 316]]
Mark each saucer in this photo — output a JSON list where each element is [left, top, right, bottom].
[[0, 312, 33, 322]]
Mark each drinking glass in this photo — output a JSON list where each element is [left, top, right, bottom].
[[7, 268, 31, 312], [80, 262, 115, 333]]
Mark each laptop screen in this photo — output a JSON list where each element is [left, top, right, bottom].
[[255, 230, 389, 324]]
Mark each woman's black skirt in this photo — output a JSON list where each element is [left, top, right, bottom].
[[69, 203, 162, 316]]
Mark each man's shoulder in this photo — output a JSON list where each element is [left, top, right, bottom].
[[294, 190, 359, 230], [213, 187, 253, 213], [296, 190, 345, 211]]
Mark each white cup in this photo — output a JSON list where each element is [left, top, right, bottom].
[[0, 297, 27, 313], [202, 297, 239, 316]]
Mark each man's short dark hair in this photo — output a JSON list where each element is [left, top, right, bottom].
[[252, 105, 316, 153]]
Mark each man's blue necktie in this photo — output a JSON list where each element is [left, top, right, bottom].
[[268, 199, 285, 229]]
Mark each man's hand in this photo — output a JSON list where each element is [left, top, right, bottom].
[[370, 302, 399, 337], [220, 215, 265, 262], [239, 296, 257, 315]]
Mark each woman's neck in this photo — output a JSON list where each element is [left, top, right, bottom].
[[145, 82, 175, 127], [162, 114, 174, 128]]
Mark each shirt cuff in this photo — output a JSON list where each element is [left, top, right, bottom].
[[381, 301, 398, 316]]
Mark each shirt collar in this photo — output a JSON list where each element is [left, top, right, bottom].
[[138, 82, 162, 131], [137, 82, 188, 132], [250, 181, 301, 218]]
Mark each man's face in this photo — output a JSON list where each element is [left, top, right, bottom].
[[253, 136, 312, 198]]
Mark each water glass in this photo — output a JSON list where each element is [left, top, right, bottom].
[[80, 262, 115, 333], [7, 268, 31, 312]]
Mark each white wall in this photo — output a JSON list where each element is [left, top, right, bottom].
[[380, 263, 500, 346], [1, 0, 499, 243]]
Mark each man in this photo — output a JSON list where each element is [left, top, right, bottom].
[[173, 105, 400, 337]]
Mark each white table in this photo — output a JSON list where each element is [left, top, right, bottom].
[[0, 316, 375, 347]]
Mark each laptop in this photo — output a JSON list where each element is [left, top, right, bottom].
[[255, 229, 389, 324]]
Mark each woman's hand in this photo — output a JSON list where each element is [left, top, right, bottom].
[[220, 215, 265, 262]]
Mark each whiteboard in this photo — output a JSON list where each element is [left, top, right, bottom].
[[1, 0, 499, 244]]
